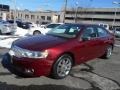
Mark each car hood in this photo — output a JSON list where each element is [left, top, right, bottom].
[[14, 35, 67, 51]]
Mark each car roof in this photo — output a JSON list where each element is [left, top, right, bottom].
[[64, 23, 99, 27], [48, 23, 63, 25]]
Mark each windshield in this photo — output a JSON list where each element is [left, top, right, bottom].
[[47, 24, 81, 39], [116, 28, 120, 31]]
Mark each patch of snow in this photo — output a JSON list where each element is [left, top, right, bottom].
[[0, 37, 19, 48]]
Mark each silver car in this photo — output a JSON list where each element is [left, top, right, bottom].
[[0, 20, 16, 35], [114, 28, 120, 38]]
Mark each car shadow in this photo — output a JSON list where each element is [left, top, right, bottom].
[[70, 63, 120, 90], [0, 72, 12, 76], [0, 83, 90, 90]]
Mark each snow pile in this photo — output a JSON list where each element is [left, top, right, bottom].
[[0, 38, 18, 48], [0, 35, 23, 49]]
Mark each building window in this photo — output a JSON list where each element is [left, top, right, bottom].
[[31, 15, 35, 19], [41, 16, 45, 20], [47, 16, 51, 20], [25, 14, 29, 19], [18, 13, 19, 17], [37, 16, 39, 19]]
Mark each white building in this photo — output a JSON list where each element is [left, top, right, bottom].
[[9, 10, 60, 24]]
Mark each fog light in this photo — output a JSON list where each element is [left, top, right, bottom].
[[25, 69, 34, 73], [25, 69, 31, 73]]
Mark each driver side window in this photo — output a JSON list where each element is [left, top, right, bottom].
[[81, 27, 97, 39]]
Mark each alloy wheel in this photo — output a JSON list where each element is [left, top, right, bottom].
[[56, 56, 72, 77]]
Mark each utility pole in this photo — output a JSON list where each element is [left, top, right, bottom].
[[13, 0, 17, 25], [74, 2, 78, 23], [63, 0, 67, 23], [112, 7, 117, 28]]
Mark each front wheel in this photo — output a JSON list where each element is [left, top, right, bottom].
[[51, 54, 73, 79]]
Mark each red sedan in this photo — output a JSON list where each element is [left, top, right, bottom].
[[7, 23, 114, 79]]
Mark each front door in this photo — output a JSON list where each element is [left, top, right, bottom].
[[76, 26, 99, 64]]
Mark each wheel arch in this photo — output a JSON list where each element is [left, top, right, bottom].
[[50, 51, 75, 79], [109, 43, 114, 50], [55, 52, 76, 66], [33, 30, 41, 34]]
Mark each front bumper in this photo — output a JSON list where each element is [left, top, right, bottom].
[[4, 53, 54, 77]]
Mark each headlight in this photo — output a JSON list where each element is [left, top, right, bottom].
[[9, 45, 49, 59], [23, 50, 49, 58]]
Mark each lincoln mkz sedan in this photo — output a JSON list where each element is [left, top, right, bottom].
[[4, 23, 115, 79]]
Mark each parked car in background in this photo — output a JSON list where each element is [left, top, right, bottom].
[[0, 20, 16, 35], [7, 20, 29, 36], [40, 22, 50, 28], [24, 22, 37, 28], [28, 23, 63, 35], [8, 20, 61, 36], [108, 27, 120, 38], [98, 23, 109, 30], [6, 23, 115, 79], [7, 20, 30, 29], [114, 28, 120, 38]]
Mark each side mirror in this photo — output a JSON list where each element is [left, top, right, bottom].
[[81, 36, 91, 41]]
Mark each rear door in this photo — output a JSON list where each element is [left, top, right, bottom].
[[95, 26, 112, 56], [76, 26, 100, 63]]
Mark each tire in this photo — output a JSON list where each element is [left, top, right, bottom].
[[102, 45, 113, 59], [51, 54, 73, 79], [33, 30, 41, 35]]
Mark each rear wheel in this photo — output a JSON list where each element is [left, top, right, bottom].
[[102, 45, 113, 59], [51, 54, 73, 79], [33, 30, 41, 35]]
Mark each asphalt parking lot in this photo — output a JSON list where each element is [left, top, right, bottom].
[[0, 40, 120, 90]]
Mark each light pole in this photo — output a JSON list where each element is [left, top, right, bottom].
[[12, 0, 17, 25], [112, 1, 120, 28], [8, 0, 17, 24], [63, 0, 67, 23], [74, 2, 78, 23]]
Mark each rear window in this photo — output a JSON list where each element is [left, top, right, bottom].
[[7, 20, 14, 24], [116, 28, 120, 31]]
